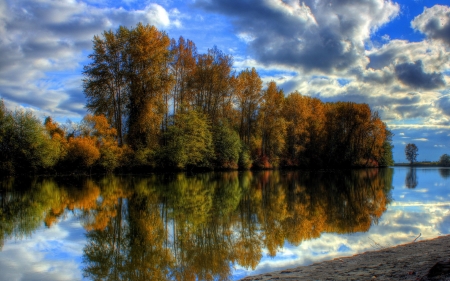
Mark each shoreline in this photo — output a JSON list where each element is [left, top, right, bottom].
[[240, 235, 450, 280]]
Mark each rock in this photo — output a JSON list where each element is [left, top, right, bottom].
[[426, 260, 450, 278]]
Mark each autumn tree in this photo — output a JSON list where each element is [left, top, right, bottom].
[[235, 68, 262, 146], [302, 97, 327, 166], [66, 137, 100, 170], [192, 46, 233, 125], [257, 81, 286, 167], [84, 24, 173, 151], [282, 92, 312, 166], [170, 36, 197, 114], [405, 143, 418, 165], [126, 24, 173, 151], [323, 102, 387, 167], [82, 114, 125, 172]]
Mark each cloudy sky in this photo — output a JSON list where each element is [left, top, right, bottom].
[[0, 0, 449, 162]]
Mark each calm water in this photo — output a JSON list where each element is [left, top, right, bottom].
[[0, 167, 449, 281]]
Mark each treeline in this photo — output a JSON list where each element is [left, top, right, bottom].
[[0, 23, 393, 175]]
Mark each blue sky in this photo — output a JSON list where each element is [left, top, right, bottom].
[[0, 0, 449, 163]]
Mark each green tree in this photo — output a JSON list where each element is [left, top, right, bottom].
[[212, 121, 241, 169], [0, 103, 59, 174], [379, 129, 394, 167], [159, 110, 213, 169], [83, 27, 128, 146], [405, 143, 418, 165]]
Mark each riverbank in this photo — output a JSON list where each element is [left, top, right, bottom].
[[241, 235, 450, 280]]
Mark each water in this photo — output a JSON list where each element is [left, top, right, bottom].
[[0, 167, 449, 281]]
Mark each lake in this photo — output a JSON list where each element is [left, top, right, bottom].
[[0, 167, 449, 280]]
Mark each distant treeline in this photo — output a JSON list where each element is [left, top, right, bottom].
[[0, 24, 393, 175]]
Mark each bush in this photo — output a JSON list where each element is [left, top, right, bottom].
[[0, 101, 59, 174]]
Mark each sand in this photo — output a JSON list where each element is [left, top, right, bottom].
[[240, 235, 450, 281]]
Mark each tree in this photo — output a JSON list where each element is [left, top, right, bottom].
[[0, 103, 59, 174], [84, 24, 173, 150], [83, 27, 128, 146], [170, 36, 197, 114], [158, 110, 213, 169], [82, 114, 125, 173], [235, 68, 263, 146], [257, 81, 286, 167], [192, 46, 233, 125], [126, 23, 173, 150], [405, 143, 418, 165], [212, 121, 241, 169], [379, 129, 394, 167], [439, 154, 450, 167]]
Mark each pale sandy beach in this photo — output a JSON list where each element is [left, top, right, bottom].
[[240, 235, 450, 281]]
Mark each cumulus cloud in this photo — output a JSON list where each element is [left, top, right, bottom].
[[0, 0, 174, 119], [395, 60, 445, 90], [436, 95, 450, 116], [412, 5, 450, 46], [194, 0, 400, 73]]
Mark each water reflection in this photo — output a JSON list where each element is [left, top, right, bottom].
[[439, 168, 450, 179], [0, 169, 393, 280], [405, 168, 418, 188]]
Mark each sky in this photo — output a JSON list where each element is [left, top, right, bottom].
[[0, 0, 449, 163]]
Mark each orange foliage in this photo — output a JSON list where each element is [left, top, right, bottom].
[[67, 136, 100, 168]]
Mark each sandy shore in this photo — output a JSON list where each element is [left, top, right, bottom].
[[240, 235, 450, 281]]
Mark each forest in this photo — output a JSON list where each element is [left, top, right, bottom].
[[0, 23, 393, 175]]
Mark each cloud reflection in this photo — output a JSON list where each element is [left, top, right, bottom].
[[0, 214, 85, 281]]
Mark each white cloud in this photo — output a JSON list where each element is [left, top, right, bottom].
[[412, 5, 450, 46], [0, 0, 175, 120], [195, 0, 400, 73], [0, 215, 85, 281]]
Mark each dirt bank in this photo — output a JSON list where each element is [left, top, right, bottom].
[[240, 235, 450, 281]]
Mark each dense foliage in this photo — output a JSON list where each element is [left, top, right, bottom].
[[0, 24, 395, 175]]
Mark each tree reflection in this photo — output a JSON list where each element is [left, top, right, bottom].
[[439, 168, 450, 179], [405, 168, 418, 188], [0, 169, 394, 279]]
